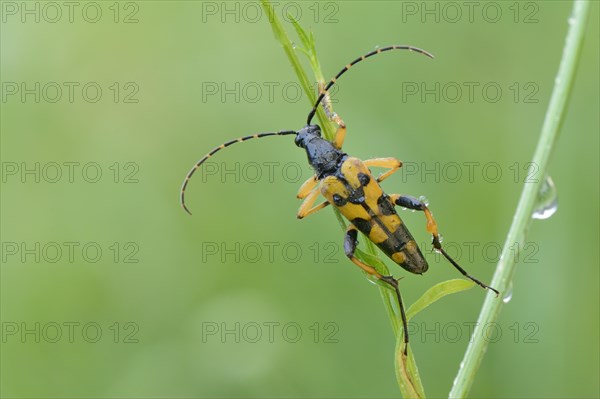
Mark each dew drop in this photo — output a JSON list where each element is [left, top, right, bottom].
[[532, 175, 558, 220], [418, 195, 429, 206], [502, 282, 513, 304], [438, 234, 444, 244]]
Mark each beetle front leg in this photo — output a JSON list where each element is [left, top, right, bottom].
[[344, 224, 410, 354], [297, 175, 318, 199], [332, 113, 347, 150], [389, 194, 499, 295], [297, 188, 329, 219], [317, 88, 347, 150]]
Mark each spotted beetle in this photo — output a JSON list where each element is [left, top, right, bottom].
[[181, 45, 499, 353]]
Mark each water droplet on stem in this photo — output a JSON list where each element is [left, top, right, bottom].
[[503, 282, 513, 303], [532, 175, 558, 220]]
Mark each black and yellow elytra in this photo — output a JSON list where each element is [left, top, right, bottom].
[[181, 45, 499, 354]]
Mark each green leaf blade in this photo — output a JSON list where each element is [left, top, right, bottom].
[[406, 279, 475, 322]]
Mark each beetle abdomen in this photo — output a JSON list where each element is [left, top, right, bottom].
[[321, 157, 429, 274]]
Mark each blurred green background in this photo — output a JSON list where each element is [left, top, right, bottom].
[[1, 1, 598, 398]]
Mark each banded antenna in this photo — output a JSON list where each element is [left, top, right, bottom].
[[306, 45, 434, 125], [180, 130, 297, 214]]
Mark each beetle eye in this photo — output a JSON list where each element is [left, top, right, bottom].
[[294, 135, 304, 148]]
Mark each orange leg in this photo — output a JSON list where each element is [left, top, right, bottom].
[[343, 223, 409, 353], [389, 194, 439, 236], [318, 87, 347, 150], [297, 187, 329, 219], [389, 194, 499, 295], [332, 114, 347, 150], [297, 175, 318, 199], [363, 157, 403, 183]]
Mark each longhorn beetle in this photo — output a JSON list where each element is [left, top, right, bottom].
[[181, 45, 499, 353]]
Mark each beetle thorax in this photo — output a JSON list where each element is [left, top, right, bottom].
[[295, 125, 345, 178]]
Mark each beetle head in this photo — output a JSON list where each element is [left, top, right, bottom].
[[294, 124, 322, 148]]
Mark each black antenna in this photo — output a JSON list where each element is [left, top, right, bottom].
[[180, 130, 297, 215], [307, 45, 434, 125]]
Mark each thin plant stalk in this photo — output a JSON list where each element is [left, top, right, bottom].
[[260, 1, 523, 397], [258, 0, 402, 329], [449, 1, 590, 397], [259, 0, 421, 395]]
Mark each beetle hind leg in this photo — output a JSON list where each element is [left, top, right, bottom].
[[390, 194, 499, 295], [344, 224, 410, 354]]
